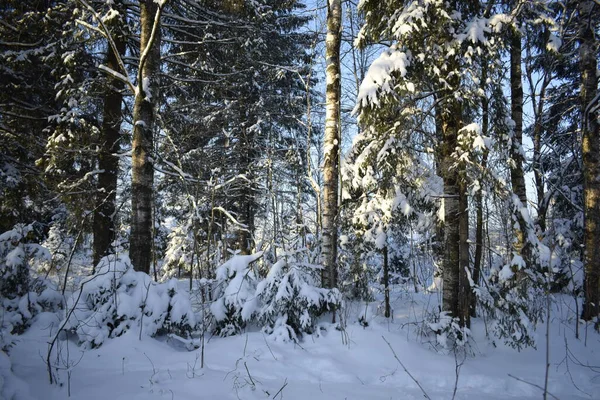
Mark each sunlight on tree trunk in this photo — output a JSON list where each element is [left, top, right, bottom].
[[322, 0, 342, 294], [131, 0, 162, 274], [579, 0, 600, 327]]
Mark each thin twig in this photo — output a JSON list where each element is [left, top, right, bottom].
[[75, 0, 135, 93], [61, 227, 83, 295], [262, 333, 278, 361], [507, 374, 560, 400], [560, 337, 592, 397], [47, 259, 121, 384], [272, 379, 288, 399], [244, 362, 255, 387], [382, 336, 431, 400], [452, 347, 465, 400]]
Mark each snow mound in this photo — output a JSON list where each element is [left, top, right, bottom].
[[62, 254, 197, 348]]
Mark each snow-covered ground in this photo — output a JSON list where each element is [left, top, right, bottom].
[[7, 290, 600, 400]]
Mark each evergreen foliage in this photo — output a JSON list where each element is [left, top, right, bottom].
[[256, 249, 341, 341], [63, 255, 198, 348], [0, 225, 61, 347]]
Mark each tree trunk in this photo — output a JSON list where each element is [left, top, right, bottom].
[[383, 246, 390, 318], [237, 127, 255, 255], [472, 66, 489, 317], [472, 181, 484, 318], [458, 177, 470, 327], [533, 108, 546, 233], [510, 29, 529, 260], [130, 0, 162, 273], [526, 28, 552, 234], [531, 59, 550, 234], [441, 138, 460, 322], [440, 93, 469, 328], [579, 0, 600, 325], [322, 0, 341, 292], [434, 101, 445, 263], [93, 4, 126, 267]]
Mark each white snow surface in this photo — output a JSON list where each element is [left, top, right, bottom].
[[1, 350, 35, 400], [7, 290, 600, 400]]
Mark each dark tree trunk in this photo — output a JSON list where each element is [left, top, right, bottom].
[[510, 29, 529, 261], [472, 66, 489, 317], [130, 0, 162, 273], [383, 246, 390, 318], [433, 101, 445, 263], [458, 177, 470, 327], [93, 4, 126, 267], [237, 127, 255, 255], [531, 57, 550, 233], [533, 112, 546, 233], [440, 91, 470, 328], [579, 1, 600, 325], [526, 13, 553, 235], [441, 153, 460, 322]]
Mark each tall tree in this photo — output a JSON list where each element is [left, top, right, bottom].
[[354, 0, 521, 328], [578, 0, 600, 325], [93, 0, 127, 265], [524, 23, 555, 234], [322, 0, 342, 291], [130, 0, 164, 273], [509, 19, 529, 262]]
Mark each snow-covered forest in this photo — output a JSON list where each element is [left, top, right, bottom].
[[1, 0, 599, 399]]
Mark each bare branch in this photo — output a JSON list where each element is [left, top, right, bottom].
[[382, 336, 432, 400], [75, 0, 135, 93], [137, 1, 166, 95], [507, 374, 560, 400]]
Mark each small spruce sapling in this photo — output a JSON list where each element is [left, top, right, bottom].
[[256, 249, 341, 342], [62, 254, 197, 348], [0, 224, 59, 339], [210, 253, 263, 337]]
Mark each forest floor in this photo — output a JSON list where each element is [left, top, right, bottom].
[[8, 288, 600, 400]]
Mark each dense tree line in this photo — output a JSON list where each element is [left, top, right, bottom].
[[349, 0, 599, 337], [0, 0, 598, 358]]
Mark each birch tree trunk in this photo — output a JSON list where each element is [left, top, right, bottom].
[[130, 0, 162, 274], [322, 0, 341, 291], [93, 3, 126, 267], [578, 0, 600, 325]]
